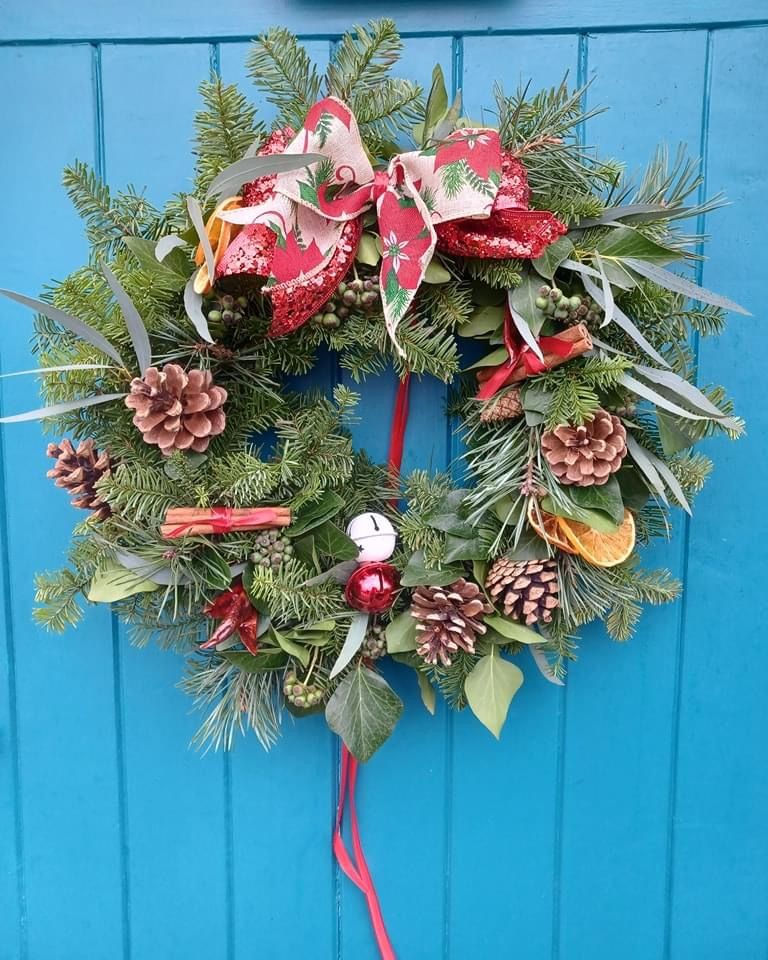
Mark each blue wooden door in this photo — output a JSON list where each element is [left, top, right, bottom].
[[1, 4, 766, 958]]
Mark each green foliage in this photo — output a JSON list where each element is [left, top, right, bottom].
[[539, 355, 634, 428], [33, 569, 86, 632], [247, 27, 322, 129], [193, 77, 264, 194]]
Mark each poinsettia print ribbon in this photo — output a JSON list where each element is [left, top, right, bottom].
[[219, 97, 503, 348]]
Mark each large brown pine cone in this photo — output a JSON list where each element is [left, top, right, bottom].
[[541, 408, 626, 486], [125, 363, 227, 456], [486, 557, 559, 626], [46, 438, 112, 520], [410, 579, 492, 667]]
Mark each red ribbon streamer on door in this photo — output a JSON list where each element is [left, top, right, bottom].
[[332, 373, 411, 960]]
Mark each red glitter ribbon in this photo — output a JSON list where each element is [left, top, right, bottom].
[[163, 506, 284, 538], [476, 306, 574, 401]]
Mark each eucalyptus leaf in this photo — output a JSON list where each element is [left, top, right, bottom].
[[385, 610, 418, 653], [593, 252, 615, 328], [465, 347, 508, 370], [186, 196, 216, 285], [197, 549, 235, 591], [114, 550, 191, 586], [509, 275, 546, 339], [459, 304, 504, 337], [635, 363, 741, 428], [154, 233, 187, 262], [356, 232, 381, 266], [0, 363, 112, 379], [595, 225, 680, 263], [329, 611, 370, 678], [532, 235, 574, 279], [0, 392, 125, 424], [87, 563, 160, 603], [183, 275, 213, 343], [222, 650, 288, 672], [464, 649, 524, 738], [656, 410, 695, 456], [0, 288, 123, 365], [325, 666, 403, 762], [101, 262, 151, 374], [485, 614, 543, 644], [508, 290, 544, 361], [623, 258, 749, 315], [582, 274, 669, 368], [431, 89, 463, 142], [627, 435, 690, 514], [529, 645, 565, 686], [416, 671, 437, 715], [577, 203, 687, 228], [424, 258, 452, 284], [620, 373, 708, 421], [423, 64, 449, 143], [206, 153, 325, 200], [400, 550, 462, 588]]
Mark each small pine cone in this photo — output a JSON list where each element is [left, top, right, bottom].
[[125, 363, 227, 456], [486, 557, 559, 626], [363, 623, 386, 660], [541, 408, 627, 487], [480, 387, 523, 423], [411, 579, 492, 667], [46, 438, 112, 520]]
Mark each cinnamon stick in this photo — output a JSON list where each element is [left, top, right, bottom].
[[476, 323, 593, 386]]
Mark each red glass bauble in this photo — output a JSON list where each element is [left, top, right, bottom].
[[344, 562, 400, 614]]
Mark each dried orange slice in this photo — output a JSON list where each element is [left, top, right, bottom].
[[527, 500, 578, 554], [193, 196, 243, 294], [557, 509, 636, 567]]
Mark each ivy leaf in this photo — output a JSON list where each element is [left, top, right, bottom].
[[485, 614, 543, 644], [288, 491, 345, 537], [325, 666, 403, 762], [385, 609, 417, 653], [123, 236, 188, 286], [87, 562, 160, 603], [400, 550, 462, 588], [443, 533, 485, 563], [532, 235, 574, 279], [101, 262, 151, 374], [329, 611, 369, 678], [424, 489, 474, 537], [464, 649, 524, 738], [312, 521, 359, 561]]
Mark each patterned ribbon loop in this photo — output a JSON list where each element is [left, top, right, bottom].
[[220, 97, 503, 347]]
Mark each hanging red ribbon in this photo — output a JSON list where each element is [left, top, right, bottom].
[[332, 373, 411, 959]]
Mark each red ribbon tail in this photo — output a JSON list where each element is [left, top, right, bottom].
[[387, 374, 411, 505], [334, 744, 396, 960]]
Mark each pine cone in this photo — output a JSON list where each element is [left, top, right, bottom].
[[125, 364, 227, 456], [480, 387, 523, 423], [541, 408, 627, 486], [411, 579, 492, 667], [46, 438, 112, 520], [486, 557, 559, 626]]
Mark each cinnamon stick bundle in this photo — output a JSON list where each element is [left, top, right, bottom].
[[161, 506, 291, 539], [476, 323, 593, 387]]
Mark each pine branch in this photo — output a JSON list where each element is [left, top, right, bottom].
[[193, 77, 264, 194], [247, 28, 321, 129], [326, 19, 402, 101], [33, 569, 86, 632]]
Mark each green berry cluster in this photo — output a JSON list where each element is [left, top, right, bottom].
[[206, 293, 249, 327], [363, 623, 387, 660], [534, 285, 603, 326], [283, 670, 324, 709], [249, 528, 294, 568], [312, 275, 381, 330]]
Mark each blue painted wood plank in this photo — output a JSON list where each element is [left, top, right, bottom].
[[99, 42, 233, 959], [449, 34, 580, 960], [0, 44, 126, 960], [669, 26, 768, 960], [556, 30, 709, 960], [3, 1, 768, 42]]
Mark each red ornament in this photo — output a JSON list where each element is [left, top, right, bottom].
[[344, 562, 400, 614], [201, 581, 260, 655], [435, 152, 567, 260]]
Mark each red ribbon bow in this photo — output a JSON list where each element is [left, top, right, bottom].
[[476, 304, 575, 400]]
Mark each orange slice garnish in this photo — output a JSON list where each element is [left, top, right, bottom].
[[557, 509, 636, 567], [194, 196, 243, 294], [527, 500, 578, 554]]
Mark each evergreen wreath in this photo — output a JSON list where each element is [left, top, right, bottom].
[[2, 20, 745, 764]]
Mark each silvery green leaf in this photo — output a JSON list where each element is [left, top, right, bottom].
[[507, 290, 544, 363], [184, 275, 213, 343], [594, 252, 615, 327], [0, 288, 123, 365], [0, 363, 112, 378], [582, 275, 669, 368], [560, 258, 602, 280], [155, 234, 186, 262], [101, 262, 151, 374], [114, 550, 192, 586], [620, 373, 707, 421], [330, 610, 369, 679], [626, 434, 669, 506], [0, 392, 125, 424], [302, 559, 358, 587], [186, 196, 216, 285], [431, 89, 463, 142], [652, 454, 692, 515], [529, 644, 565, 686], [623, 258, 750, 315], [634, 364, 741, 428], [576, 203, 687, 228], [205, 153, 324, 200]]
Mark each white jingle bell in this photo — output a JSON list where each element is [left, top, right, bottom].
[[346, 512, 397, 563]]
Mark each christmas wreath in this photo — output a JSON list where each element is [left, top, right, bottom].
[[2, 16, 744, 837]]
